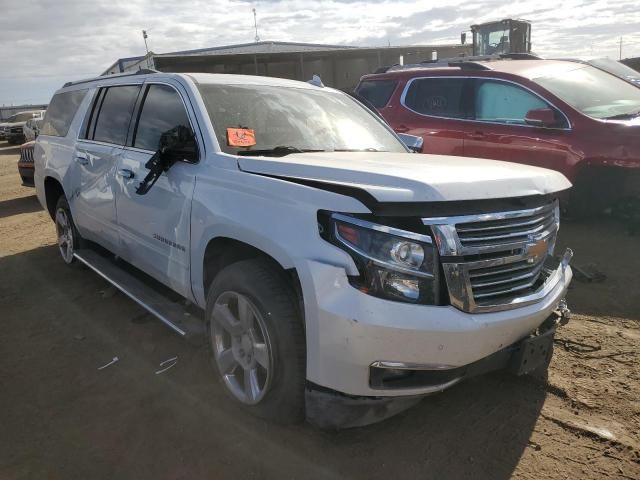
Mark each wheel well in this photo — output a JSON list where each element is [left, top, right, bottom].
[[569, 165, 640, 218], [44, 177, 65, 219], [203, 237, 304, 319]]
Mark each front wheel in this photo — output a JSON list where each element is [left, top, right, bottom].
[[54, 196, 83, 265], [205, 258, 306, 423]]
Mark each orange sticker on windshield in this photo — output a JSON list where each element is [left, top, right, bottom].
[[227, 128, 256, 147]]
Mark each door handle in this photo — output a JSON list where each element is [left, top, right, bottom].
[[468, 131, 486, 140], [75, 155, 89, 166], [117, 169, 135, 180], [395, 125, 410, 133]]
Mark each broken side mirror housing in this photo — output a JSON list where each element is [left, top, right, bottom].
[[525, 108, 556, 128], [159, 125, 199, 164], [136, 126, 198, 195], [398, 133, 424, 153]]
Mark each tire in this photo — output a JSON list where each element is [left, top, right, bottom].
[[54, 196, 84, 265], [205, 258, 306, 423]]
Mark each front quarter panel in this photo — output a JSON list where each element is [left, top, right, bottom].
[[189, 156, 370, 307]]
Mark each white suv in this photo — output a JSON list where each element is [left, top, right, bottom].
[[34, 71, 573, 428]]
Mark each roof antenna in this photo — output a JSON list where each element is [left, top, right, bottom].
[[253, 8, 260, 43], [142, 30, 151, 68]]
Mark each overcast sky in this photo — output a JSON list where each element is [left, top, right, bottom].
[[1, 0, 639, 105]]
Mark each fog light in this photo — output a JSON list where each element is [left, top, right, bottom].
[[379, 271, 420, 301], [381, 368, 411, 382]]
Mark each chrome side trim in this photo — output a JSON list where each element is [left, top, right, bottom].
[[371, 361, 458, 370], [422, 202, 556, 226], [370, 361, 463, 393], [333, 213, 433, 244]]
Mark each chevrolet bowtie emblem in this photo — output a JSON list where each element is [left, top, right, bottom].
[[526, 237, 548, 263]]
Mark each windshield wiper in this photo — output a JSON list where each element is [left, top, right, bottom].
[[236, 146, 325, 157], [332, 148, 380, 152], [604, 111, 640, 120]]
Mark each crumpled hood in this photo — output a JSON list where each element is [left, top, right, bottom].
[[238, 152, 572, 203]]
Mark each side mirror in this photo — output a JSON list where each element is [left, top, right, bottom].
[[136, 125, 197, 195], [398, 133, 424, 153], [158, 125, 198, 164], [525, 108, 556, 128]]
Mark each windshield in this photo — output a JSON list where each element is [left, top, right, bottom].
[[533, 65, 640, 119], [587, 58, 640, 84], [197, 84, 406, 155]]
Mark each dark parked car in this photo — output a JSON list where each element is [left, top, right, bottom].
[[18, 140, 35, 185], [1, 110, 46, 144], [357, 59, 640, 213]]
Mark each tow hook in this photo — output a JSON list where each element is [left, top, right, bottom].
[[555, 298, 571, 326]]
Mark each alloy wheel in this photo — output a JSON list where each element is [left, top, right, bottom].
[[211, 291, 273, 405], [55, 207, 74, 264]]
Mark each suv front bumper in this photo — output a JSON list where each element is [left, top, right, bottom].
[[299, 256, 572, 398]]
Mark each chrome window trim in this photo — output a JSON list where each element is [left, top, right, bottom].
[[76, 81, 203, 163], [76, 82, 144, 144], [399, 75, 572, 131]]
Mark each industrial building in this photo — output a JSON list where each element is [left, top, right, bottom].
[[103, 41, 471, 90]]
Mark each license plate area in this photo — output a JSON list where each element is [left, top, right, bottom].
[[509, 328, 555, 376]]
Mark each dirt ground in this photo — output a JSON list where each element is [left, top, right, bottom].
[[0, 140, 639, 480]]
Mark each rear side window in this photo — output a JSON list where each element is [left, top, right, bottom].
[[133, 84, 192, 151], [473, 79, 550, 125], [41, 90, 87, 137], [90, 85, 140, 145], [356, 80, 397, 108], [403, 78, 468, 118]]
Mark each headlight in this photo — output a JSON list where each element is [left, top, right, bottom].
[[320, 212, 439, 304]]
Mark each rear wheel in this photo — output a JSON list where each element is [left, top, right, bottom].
[[54, 196, 83, 265], [205, 258, 306, 423]]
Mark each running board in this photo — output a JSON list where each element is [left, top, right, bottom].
[[73, 249, 204, 340]]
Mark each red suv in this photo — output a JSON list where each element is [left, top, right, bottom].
[[356, 59, 640, 212]]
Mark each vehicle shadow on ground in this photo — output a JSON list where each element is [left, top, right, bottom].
[[0, 194, 42, 218], [306, 374, 546, 479], [0, 244, 546, 480], [557, 218, 640, 320]]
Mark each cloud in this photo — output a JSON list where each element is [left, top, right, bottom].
[[1, 0, 639, 104]]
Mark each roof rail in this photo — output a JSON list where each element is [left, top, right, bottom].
[[377, 52, 542, 74], [62, 68, 158, 88], [447, 61, 492, 70], [385, 60, 492, 73], [499, 53, 542, 60]]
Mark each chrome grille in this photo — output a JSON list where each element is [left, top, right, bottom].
[[20, 146, 34, 163], [456, 203, 557, 249], [424, 200, 562, 313], [469, 257, 548, 303]]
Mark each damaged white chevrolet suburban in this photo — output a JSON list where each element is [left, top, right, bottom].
[[34, 71, 573, 428]]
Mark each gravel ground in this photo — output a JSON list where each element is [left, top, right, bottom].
[[0, 140, 638, 479]]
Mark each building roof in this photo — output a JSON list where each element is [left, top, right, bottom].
[[104, 41, 359, 74], [159, 40, 359, 57]]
